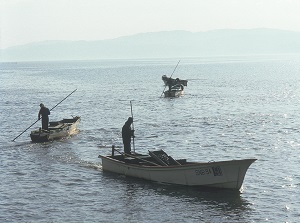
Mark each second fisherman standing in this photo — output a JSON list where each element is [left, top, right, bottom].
[[122, 117, 134, 154], [38, 103, 50, 131]]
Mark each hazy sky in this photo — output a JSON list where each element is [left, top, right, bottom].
[[1, 0, 300, 49]]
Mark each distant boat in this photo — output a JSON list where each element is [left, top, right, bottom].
[[162, 75, 188, 86], [164, 84, 184, 97], [30, 116, 80, 142], [99, 148, 256, 190]]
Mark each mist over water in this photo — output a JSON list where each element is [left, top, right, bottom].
[[1, 56, 300, 222]]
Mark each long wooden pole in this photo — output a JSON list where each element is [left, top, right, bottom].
[[130, 100, 135, 152], [12, 89, 77, 141], [49, 89, 77, 112], [160, 60, 181, 97]]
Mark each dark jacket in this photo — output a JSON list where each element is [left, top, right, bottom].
[[38, 107, 50, 119], [122, 121, 133, 143]]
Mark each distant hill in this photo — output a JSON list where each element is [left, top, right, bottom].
[[1, 28, 300, 61]]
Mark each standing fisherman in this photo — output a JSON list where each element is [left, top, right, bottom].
[[167, 78, 173, 91], [38, 103, 50, 130], [122, 117, 134, 154]]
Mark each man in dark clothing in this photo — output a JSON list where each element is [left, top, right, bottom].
[[122, 117, 134, 154], [38, 103, 50, 130], [167, 78, 173, 91]]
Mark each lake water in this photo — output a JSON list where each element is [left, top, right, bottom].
[[1, 55, 300, 222]]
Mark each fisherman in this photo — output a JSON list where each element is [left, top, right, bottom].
[[167, 78, 173, 91], [122, 117, 134, 154], [38, 103, 50, 130]]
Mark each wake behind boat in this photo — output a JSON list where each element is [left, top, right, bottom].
[[30, 116, 80, 142], [99, 147, 256, 190]]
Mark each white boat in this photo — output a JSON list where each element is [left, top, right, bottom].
[[30, 116, 80, 142], [163, 84, 184, 97], [99, 148, 256, 190]]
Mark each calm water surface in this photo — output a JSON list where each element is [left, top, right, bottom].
[[1, 56, 300, 222]]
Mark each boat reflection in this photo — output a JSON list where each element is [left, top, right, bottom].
[[102, 171, 253, 222], [102, 171, 252, 213]]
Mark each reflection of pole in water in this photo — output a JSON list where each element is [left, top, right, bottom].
[[123, 182, 137, 215]]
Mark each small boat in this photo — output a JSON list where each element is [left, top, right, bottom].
[[99, 147, 256, 190], [164, 84, 184, 97], [162, 75, 188, 86], [30, 116, 80, 142]]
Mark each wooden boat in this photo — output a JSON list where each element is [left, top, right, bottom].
[[162, 75, 188, 86], [163, 84, 184, 97], [30, 116, 80, 142], [99, 147, 256, 190]]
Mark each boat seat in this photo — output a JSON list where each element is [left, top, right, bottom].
[[134, 155, 152, 160], [62, 117, 79, 123], [138, 161, 157, 166], [49, 121, 62, 126], [48, 124, 65, 130], [124, 157, 140, 164]]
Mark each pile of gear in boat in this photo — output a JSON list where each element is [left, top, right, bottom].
[[110, 148, 185, 166]]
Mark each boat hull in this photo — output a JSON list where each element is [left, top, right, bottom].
[[164, 89, 183, 97], [30, 116, 80, 142], [100, 155, 256, 190], [164, 83, 184, 97]]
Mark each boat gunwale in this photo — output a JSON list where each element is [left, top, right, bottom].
[[99, 154, 257, 170], [31, 116, 80, 133]]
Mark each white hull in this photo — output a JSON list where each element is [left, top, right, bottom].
[[164, 89, 184, 97], [47, 121, 79, 140], [100, 154, 256, 190], [164, 84, 184, 97], [30, 116, 80, 142]]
